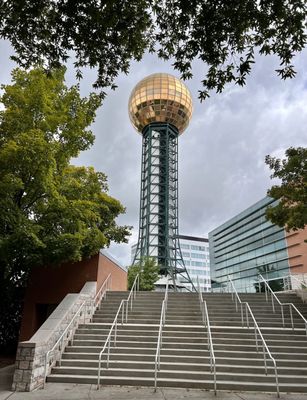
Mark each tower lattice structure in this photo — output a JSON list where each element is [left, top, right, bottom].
[[129, 73, 195, 290]]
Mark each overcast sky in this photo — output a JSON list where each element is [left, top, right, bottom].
[[1, 40, 307, 267]]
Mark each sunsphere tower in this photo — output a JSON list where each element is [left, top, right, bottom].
[[128, 73, 195, 290]]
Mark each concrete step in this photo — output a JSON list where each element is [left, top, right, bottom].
[[98, 309, 161, 316], [213, 349, 307, 360], [66, 346, 157, 354], [48, 365, 307, 386], [79, 323, 159, 330], [72, 340, 162, 348], [66, 346, 212, 357], [61, 351, 307, 368], [211, 326, 307, 335], [211, 337, 307, 347], [212, 331, 307, 341], [58, 359, 307, 376], [47, 290, 307, 393], [47, 373, 307, 392], [92, 318, 161, 324], [73, 334, 207, 344]]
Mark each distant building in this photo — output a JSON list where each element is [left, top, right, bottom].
[[209, 197, 307, 292], [131, 234, 211, 292], [178, 235, 211, 292]]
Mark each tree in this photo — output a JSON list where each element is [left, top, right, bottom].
[[254, 264, 284, 293], [265, 147, 307, 231], [0, 67, 131, 352], [128, 257, 160, 291], [0, 1, 306, 99]]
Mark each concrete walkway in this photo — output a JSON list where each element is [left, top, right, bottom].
[[1, 364, 307, 400]]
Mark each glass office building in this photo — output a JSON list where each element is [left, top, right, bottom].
[[209, 197, 290, 292]]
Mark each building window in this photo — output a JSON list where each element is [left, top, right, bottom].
[[191, 245, 206, 251]]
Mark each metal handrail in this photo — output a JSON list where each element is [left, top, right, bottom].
[[44, 275, 111, 387], [204, 299, 217, 395], [97, 274, 140, 388], [92, 273, 112, 314], [197, 276, 216, 395], [245, 302, 280, 398], [259, 274, 307, 335], [288, 274, 307, 289], [124, 274, 140, 322], [154, 300, 166, 390], [44, 299, 88, 387], [230, 273, 307, 293], [256, 273, 306, 292], [227, 276, 280, 397], [154, 278, 169, 390], [97, 299, 126, 388], [227, 275, 244, 326]]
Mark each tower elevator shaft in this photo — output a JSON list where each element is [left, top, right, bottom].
[[133, 123, 195, 290]]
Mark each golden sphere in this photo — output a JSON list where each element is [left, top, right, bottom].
[[128, 73, 193, 134]]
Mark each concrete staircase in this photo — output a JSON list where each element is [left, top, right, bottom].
[[48, 291, 163, 385], [203, 292, 307, 393], [47, 290, 307, 393]]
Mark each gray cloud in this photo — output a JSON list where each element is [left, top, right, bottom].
[[1, 42, 307, 267]]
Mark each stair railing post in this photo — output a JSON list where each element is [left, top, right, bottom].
[[263, 343, 267, 375], [44, 353, 49, 388], [289, 305, 293, 329], [121, 301, 125, 325], [125, 299, 128, 323], [271, 291, 275, 313], [240, 303, 243, 327], [264, 279, 268, 301], [97, 356, 101, 388], [71, 320, 74, 347], [281, 304, 285, 327], [213, 362, 217, 396], [107, 339, 111, 368], [254, 325, 258, 351], [59, 337, 64, 367], [245, 301, 279, 398], [114, 318, 118, 347]]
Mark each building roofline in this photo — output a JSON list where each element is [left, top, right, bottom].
[[208, 196, 275, 237], [99, 249, 127, 272], [177, 234, 208, 243]]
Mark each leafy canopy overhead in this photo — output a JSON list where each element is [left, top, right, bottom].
[[265, 147, 307, 231], [0, 67, 131, 287], [0, 0, 306, 99]]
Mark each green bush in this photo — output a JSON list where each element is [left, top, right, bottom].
[[127, 257, 160, 291]]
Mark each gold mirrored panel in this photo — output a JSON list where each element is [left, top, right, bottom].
[[128, 73, 193, 134]]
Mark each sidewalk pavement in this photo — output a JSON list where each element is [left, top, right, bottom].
[[1, 365, 306, 400]]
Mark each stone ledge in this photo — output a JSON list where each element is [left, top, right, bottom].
[[12, 281, 97, 392]]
